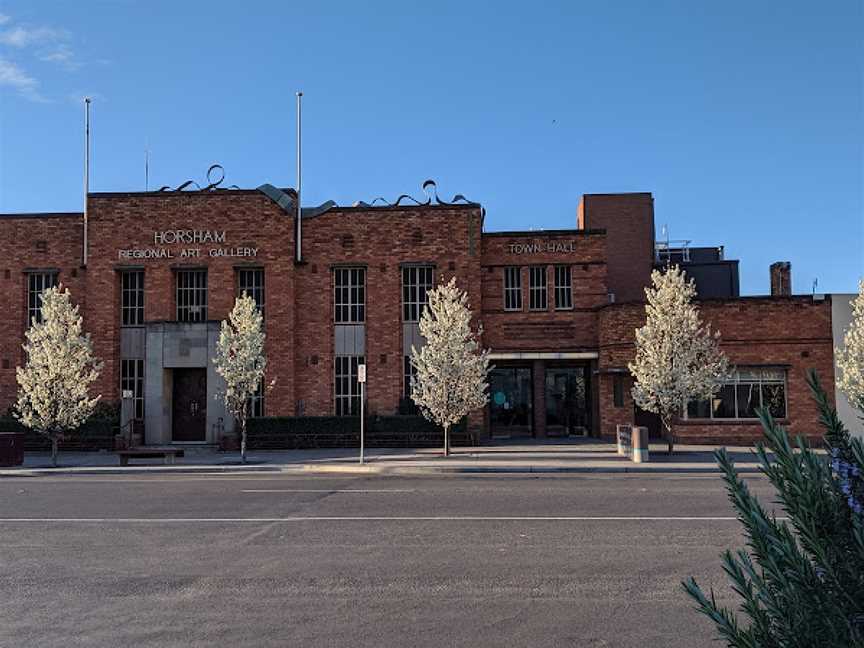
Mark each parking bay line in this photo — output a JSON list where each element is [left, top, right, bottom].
[[0, 516, 756, 523]]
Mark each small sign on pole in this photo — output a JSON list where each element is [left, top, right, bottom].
[[358, 364, 366, 464]]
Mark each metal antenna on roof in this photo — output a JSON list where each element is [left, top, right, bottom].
[[295, 91, 303, 264], [145, 144, 150, 191], [82, 97, 91, 267]]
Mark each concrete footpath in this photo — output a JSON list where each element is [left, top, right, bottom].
[[0, 441, 767, 477]]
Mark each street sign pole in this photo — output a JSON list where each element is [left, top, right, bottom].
[[358, 364, 366, 464]]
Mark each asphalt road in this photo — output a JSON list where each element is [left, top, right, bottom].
[[0, 471, 776, 648]]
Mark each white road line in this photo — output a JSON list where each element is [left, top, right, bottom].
[[241, 489, 415, 494], [0, 476, 365, 483], [0, 516, 755, 523]]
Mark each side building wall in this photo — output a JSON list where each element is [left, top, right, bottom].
[[598, 296, 836, 444]]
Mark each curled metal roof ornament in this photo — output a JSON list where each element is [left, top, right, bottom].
[[158, 164, 239, 192], [354, 179, 477, 208]]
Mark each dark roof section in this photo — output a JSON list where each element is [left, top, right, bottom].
[[85, 185, 480, 221], [89, 188, 292, 198], [0, 212, 82, 220], [483, 228, 606, 237], [322, 203, 480, 214]]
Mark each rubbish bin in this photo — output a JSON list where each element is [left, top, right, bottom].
[[0, 432, 25, 467]]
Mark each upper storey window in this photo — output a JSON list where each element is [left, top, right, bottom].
[[554, 265, 572, 310], [504, 267, 522, 311], [334, 267, 366, 323], [237, 268, 265, 316], [121, 270, 144, 327], [27, 271, 58, 325], [176, 269, 208, 323], [529, 266, 547, 311], [402, 265, 434, 322]]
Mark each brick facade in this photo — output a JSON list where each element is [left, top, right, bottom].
[[597, 297, 835, 444], [0, 188, 838, 445]]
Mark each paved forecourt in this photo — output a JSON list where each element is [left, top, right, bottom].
[[0, 471, 770, 647]]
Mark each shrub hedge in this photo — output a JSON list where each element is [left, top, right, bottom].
[[246, 415, 471, 449], [0, 417, 117, 452]]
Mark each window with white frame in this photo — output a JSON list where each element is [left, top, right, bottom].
[[529, 266, 547, 311], [335, 355, 364, 416], [27, 271, 58, 325], [402, 265, 434, 322], [404, 355, 418, 400], [503, 266, 522, 311], [686, 367, 787, 420], [120, 358, 144, 420], [237, 268, 265, 315], [246, 377, 264, 418], [176, 269, 208, 322], [121, 270, 144, 326], [334, 267, 366, 323], [554, 265, 572, 310]]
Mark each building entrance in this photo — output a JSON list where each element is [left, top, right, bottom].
[[545, 365, 590, 436], [172, 368, 207, 442], [489, 366, 533, 438]]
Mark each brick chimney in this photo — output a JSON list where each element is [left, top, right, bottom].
[[770, 262, 792, 296]]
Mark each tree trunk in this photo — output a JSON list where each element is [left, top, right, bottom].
[[51, 436, 58, 467], [665, 418, 675, 455], [240, 417, 247, 464], [443, 424, 450, 457]]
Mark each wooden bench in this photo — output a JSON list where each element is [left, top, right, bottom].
[[117, 447, 185, 466]]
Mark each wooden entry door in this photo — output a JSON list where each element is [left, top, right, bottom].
[[172, 368, 207, 442]]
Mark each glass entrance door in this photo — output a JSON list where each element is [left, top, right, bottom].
[[489, 367, 533, 438], [545, 365, 589, 437]]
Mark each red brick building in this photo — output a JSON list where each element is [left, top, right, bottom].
[[0, 184, 837, 445]]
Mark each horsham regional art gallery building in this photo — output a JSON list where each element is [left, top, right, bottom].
[[0, 179, 854, 447]]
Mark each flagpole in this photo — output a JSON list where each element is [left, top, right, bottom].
[[295, 91, 302, 263], [83, 97, 91, 267]]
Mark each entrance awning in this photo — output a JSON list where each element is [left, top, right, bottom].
[[488, 351, 599, 361]]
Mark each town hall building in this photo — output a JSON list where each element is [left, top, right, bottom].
[[0, 180, 843, 446]]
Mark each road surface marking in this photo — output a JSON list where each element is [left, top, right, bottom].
[[241, 489, 415, 493], [0, 516, 758, 523]]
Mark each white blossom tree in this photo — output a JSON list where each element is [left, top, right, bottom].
[[629, 266, 730, 454], [410, 277, 490, 456], [213, 294, 267, 463], [15, 285, 103, 467], [836, 279, 864, 414]]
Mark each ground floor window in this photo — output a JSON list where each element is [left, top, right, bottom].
[[686, 367, 787, 420], [120, 359, 145, 420], [404, 355, 418, 400], [401, 356, 420, 414], [246, 377, 264, 418], [613, 374, 625, 408], [489, 366, 533, 437], [545, 366, 589, 435], [335, 355, 364, 416]]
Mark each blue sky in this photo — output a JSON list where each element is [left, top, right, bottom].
[[0, 0, 861, 294]]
